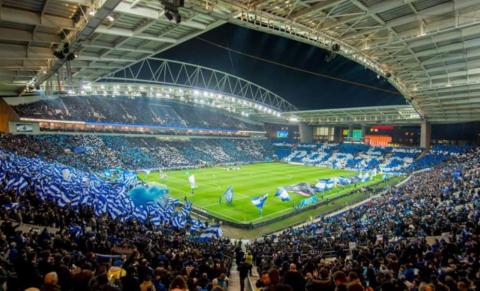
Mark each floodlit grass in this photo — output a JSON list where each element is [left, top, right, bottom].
[[138, 162, 382, 224]]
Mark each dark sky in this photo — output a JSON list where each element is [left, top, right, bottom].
[[156, 23, 406, 110]]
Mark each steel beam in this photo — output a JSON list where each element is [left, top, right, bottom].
[[0, 6, 76, 31], [95, 26, 177, 43]]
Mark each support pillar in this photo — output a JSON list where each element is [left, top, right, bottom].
[[334, 127, 342, 143], [361, 125, 367, 141], [420, 121, 431, 149], [299, 123, 313, 144], [348, 124, 353, 141]]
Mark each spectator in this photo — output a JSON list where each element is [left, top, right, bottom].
[[238, 258, 250, 291], [283, 264, 305, 291], [169, 276, 188, 291]]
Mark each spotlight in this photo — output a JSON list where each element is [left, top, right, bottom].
[[324, 43, 340, 63], [53, 50, 65, 59], [63, 46, 70, 54], [385, 72, 392, 78], [164, 10, 173, 21], [160, 0, 184, 23], [66, 53, 76, 61]]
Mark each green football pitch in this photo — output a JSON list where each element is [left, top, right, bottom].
[[138, 162, 382, 224]]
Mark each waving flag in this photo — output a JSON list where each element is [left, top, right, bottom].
[[200, 226, 222, 238], [315, 180, 327, 191], [190, 219, 205, 232], [361, 171, 370, 182], [5, 174, 29, 194], [338, 176, 351, 185], [0, 149, 202, 233], [68, 224, 83, 238], [222, 186, 234, 204], [316, 179, 335, 190], [188, 174, 196, 189], [275, 187, 290, 201], [251, 193, 268, 209], [171, 211, 187, 228]]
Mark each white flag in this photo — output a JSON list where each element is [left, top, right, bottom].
[[188, 174, 196, 189]]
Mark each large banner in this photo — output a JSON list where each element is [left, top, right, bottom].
[[297, 195, 318, 209]]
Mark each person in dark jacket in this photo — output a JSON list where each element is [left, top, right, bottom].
[[333, 271, 348, 291], [283, 264, 305, 291], [237, 258, 250, 291]]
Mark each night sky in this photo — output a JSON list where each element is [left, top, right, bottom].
[[157, 23, 406, 110]]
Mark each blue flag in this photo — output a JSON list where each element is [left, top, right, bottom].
[[222, 186, 234, 204], [0, 149, 201, 232], [251, 193, 268, 209], [275, 187, 290, 201]]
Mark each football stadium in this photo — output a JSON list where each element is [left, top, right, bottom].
[[0, 0, 479, 290]]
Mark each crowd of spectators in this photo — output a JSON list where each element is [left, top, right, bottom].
[[278, 143, 465, 173], [12, 96, 263, 131], [0, 134, 273, 172], [250, 147, 480, 291], [0, 128, 476, 290], [0, 184, 235, 291]]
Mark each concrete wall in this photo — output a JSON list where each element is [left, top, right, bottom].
[[0, 98, 19, 133], [334, 126, 343, 143], [299, 123, 313, 143]]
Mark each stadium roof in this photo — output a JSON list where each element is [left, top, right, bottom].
[[284, 105, 422, 126], [2, 0, 480, 124]]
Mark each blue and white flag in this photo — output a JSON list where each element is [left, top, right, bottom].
[[200, 226, 222, 238], [5, 174, 29, 194], [325, 180, 335, 190], [190, 219, 205, 232], [0, 149, 203, 233], [4, 202, 19, 209], [251, 193, 268, 209], [171, 211, 187, 228], [222, 186, 234, 204], [68, 224, 83, 237], [338, 176, 351, 185], [275, 187, 290, 201], [315, 180, 327, 191], [183, 197, 192, 210]]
